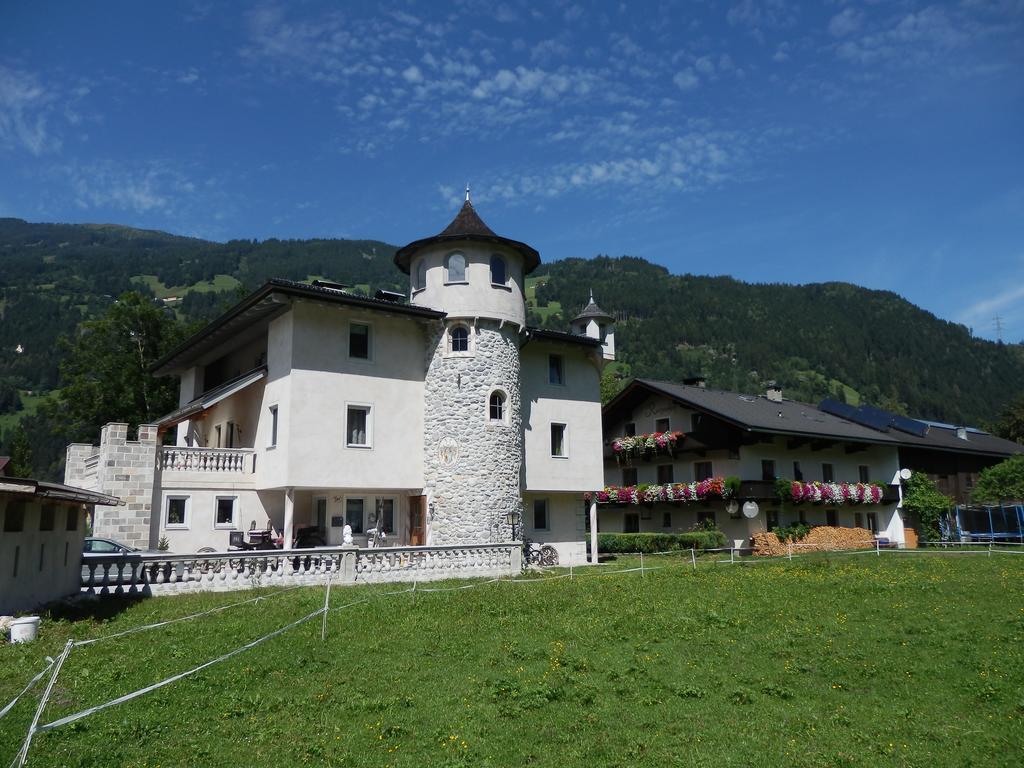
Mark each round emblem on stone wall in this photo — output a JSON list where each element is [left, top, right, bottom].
[[438, 437, 460, 467]]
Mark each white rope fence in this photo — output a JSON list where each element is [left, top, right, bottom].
[[6, 540, 1023, 766]]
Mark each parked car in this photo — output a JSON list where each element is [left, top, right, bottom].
[[81, 537, 165, 583]]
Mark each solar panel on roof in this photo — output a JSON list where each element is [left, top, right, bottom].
[[889, 413, 930, 438], [819, 398, 858, 420], [852, 405, 895, 432]]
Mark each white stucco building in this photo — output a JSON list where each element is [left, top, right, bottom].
[[66, 198, 612, 564]]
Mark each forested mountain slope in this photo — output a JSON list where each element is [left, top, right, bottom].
[[1, 218, 1021, 433]]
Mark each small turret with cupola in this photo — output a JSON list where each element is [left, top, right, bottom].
[[571, 290, 615, 361]]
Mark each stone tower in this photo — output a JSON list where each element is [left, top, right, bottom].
[[394, 194, 541, 544]]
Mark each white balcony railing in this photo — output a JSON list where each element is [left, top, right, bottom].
[[160, 446, 254, 473], [80, 543, 522, 596]]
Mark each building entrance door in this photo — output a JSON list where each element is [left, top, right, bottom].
[[409, 495, 426, 546]]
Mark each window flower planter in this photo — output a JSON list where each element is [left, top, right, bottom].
[[592, 477, 731, 505], [611, 431, 685, 464], [786, 480, 884, 505]]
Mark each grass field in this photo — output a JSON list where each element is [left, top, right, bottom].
[[2, 553, 1022, 767], [0, 389, 53, 434], [130, 273, 240, 299]]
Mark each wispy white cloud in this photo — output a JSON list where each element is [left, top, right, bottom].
[[58, 160, 196, 214], [0, 65, 61, 155], [957, 277, 1024, 337]]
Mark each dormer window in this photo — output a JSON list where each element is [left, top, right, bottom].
[[413, 260, 426, 292], [446, 252, 467, 283], [490, 254, 507, 286]]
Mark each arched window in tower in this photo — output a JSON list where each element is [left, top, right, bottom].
[[449, 325, 469, 353], [489, 390, 506, 422], [446, 252, 466, 283], [490, 254, 507, 286], [413, 259, 427, 291]]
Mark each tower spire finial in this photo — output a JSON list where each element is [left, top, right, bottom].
[[589, 288, 594, 303], [465, 183, 471, 203]]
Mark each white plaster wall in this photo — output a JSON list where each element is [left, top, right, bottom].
[[281, 301, 426, 490], [254, 311, 294, 490], [0, 497, 86, 614], [409, 242, 526, 327], [522, 341, 604, 492], [522, 492, 588, 565], [155, 487, 274, 552], [736, 436, 899, 485], [192, 379, 265, 450]]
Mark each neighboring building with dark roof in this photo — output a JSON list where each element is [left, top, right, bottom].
[[66, 199, 615, 564], [1, 476, 120, 613], [600, 378, 1022, 545]]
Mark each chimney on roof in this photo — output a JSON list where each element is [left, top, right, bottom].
[[956, 426, 968, 440], [683, 376, 707, 388], [766, 382, 783, 403]]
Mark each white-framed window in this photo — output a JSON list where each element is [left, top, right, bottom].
[[349, 321, 372, 361], [448, 323, 471, 355], [488, 389, 507, 423], [445, 251, 467, 283], [533, 498, 549, 531], [166, 496, 190, 529], [550, 422, 568, 458], [268, 404, 279, 448], [345, 497, 365, 534], [490, 254, 508, 286], [548, 354, 565, 385], [413, 259, 427, 292], [214, 496, 237, 529], [346, 404, 372, 448]]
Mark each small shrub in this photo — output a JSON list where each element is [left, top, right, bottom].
[[773, 522, 812, 542], [597, 531, 726, 553]]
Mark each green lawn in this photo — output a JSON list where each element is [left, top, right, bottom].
[[0, 389, 53, 434], [2, 554, 1022, 766], [130, 274, 240, 299]]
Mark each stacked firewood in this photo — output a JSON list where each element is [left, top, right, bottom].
[[752, 526, 876, 556]]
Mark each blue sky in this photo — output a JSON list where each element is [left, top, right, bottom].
[[2, 1, 1022, 340]]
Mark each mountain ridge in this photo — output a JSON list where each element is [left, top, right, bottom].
[[1, 218, 1021, 429]]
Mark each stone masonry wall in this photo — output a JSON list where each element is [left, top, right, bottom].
[[423, 321, 523, 544], [89, 423, 160, 550]]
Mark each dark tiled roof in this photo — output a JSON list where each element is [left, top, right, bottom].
[[608, 378, 1024, 458], [0, 456, 9, 476], [439, 200, 497, 237], [152, 279, 445, 375], [573, 296, 613, 323], [625, 379, 901, 444], [394, 201, 541, 275], [528, 327, 603, 347], [897, 424, 1023, 458]]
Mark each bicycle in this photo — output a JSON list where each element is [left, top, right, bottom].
[[523, 538, 559, 567]]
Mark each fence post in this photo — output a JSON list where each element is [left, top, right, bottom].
[[730, 547, 735, 565], [988, 542, 992, 558], [690, 548, 696, 571], [640, 551, 645, 578], [788, 540, 793, 561], [321, 574, 332, 642], [875, 539, 880, 557], [15, 638, 74, 767]]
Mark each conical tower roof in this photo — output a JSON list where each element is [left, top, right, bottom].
[[394, 195, 541, 274], [573, 290, 614, 324]]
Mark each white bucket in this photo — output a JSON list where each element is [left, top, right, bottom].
[[9, 616, 40, 644]]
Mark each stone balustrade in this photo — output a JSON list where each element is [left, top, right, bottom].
[[81, 543, 522, 596], [160, 446, 254, 473]]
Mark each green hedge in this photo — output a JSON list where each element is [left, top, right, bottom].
[[597, 531, 726, 553]]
